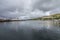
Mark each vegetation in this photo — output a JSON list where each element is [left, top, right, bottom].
[[31, 14, 60, 20], [0, 13, 60, 22]]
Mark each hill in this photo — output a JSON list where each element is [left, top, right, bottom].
[[31, 13, 60, 20]]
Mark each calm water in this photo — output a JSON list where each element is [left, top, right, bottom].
[[0, 20, 60, 40]]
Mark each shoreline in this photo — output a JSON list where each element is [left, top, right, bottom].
[[0, 19, 60, 22]]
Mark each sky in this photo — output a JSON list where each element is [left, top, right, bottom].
[[0, 0, 60, 19]]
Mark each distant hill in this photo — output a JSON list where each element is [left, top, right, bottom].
[[31, 13, 60, 20], [0, 13, 60, 22]]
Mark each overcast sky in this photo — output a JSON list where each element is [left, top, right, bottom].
[[0, 0, 60, 19]]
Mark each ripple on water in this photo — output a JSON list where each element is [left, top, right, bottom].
[[0, 20, 60, 40]]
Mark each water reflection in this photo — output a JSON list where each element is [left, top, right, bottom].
[[0, 20, 60, 40]]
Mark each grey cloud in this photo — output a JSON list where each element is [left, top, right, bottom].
[[33, 0, 60, 11], [0, 0, 60, 19]]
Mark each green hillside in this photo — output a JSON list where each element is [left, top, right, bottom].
[[31, 14, 60, 20], [0, 13, 60, 22]]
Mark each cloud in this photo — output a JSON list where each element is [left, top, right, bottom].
[[0, 0, 60, 19], [33, 0, 60, 11]]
